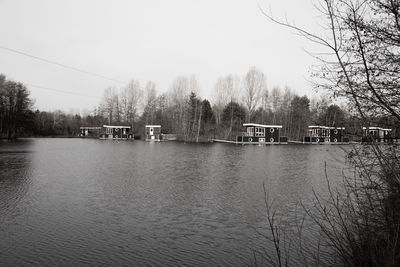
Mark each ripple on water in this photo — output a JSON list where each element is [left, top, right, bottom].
[[0, 139, 347, 266]]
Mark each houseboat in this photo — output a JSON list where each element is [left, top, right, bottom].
[[303, 126, 349, 144], [80, 126, 101, 137], [99, 125, 133, 140], [145, 125, 162, 141], [361, 127, 393, 143], [236, 123, 286, 144]]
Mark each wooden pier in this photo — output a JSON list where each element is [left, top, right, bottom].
[[212, 139, 237, 144], [212, 139, 288, 145], [212, 139, 353, 145]]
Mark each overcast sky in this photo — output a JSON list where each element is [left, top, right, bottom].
[[0, 0, 324, 112]]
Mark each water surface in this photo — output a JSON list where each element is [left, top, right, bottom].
[[0, 139, 347, 266]]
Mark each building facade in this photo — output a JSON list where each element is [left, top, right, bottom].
[[303, 126, 348, 143], [80, 126, 101, 137], [145, 125, 162, 141], [362, 127, 392, 143], [99, 125, 133, 140], [236, 123, 283, 144]]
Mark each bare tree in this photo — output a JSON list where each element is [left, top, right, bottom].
[[123, 79, 142, 127], [280, 86, 294, 136], [188, 76, 201, 141], [100, 87, 113, 125], [258, 1, 400, 266], [261, 88, 270, 123], [261, 0, 400, 123], [243, 66, 267, 121], [0, 78, 32, 139], [270, 87, 282, 124], [168, 76, 191, 137], [212, 74, 240, 126], [143, 81, 158, 124]]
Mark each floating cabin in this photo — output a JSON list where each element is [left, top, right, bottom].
[[236, 123, 286, 144], [361, 127, 393, 143], [145, 125, 162, 141], [80, 126, 101, 137], [99, 125, 133, 140], [303, 126, 349, 144]]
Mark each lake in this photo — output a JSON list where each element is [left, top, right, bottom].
[[0, 138, 348, 266]]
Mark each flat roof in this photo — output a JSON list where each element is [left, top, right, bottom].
[[103, 125, 131, 128], [308, 125, 345, 129], [145, 125, 161, 127], [362, 127, 392, 131], [243, 123, 282, 128], [80, 126, 101, 129]]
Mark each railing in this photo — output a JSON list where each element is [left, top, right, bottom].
[[162, 134, 177, 141], [238, 132, 251, 137]]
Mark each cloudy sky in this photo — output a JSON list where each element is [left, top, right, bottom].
[[0, 0, 323, 112]]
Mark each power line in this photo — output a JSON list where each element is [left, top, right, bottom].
[[27, 83, 102, 99], [0, 45, 126, 84]]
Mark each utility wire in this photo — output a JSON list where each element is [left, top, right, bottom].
[[0, 45, 126, 84], [27, 83, 102, 99]]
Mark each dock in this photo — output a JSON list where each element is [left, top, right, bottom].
[[212, 139, 288, 145], [288, 140, 302, 144], [212, 139, 355, 145], [212, 139, 237, 144]]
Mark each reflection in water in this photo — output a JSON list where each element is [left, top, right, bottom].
[[0, 139, 347, 266], [0, 139, 33, 220]]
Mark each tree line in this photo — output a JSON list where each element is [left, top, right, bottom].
[[0, 74, 34, 139], [84, 65, 398, 141], [1, 66, 397, 140]]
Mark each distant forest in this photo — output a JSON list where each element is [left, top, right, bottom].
[[0, 67, 398, 141]]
